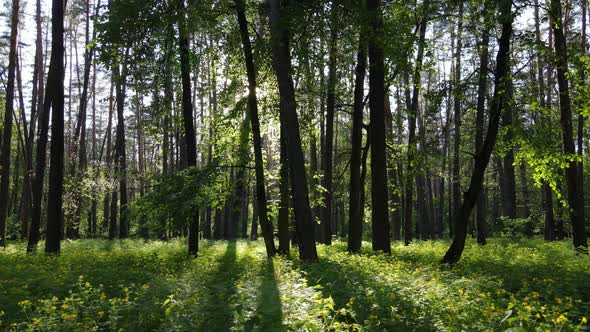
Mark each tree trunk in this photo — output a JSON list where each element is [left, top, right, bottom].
[[442, 0, 513, 264], [403, 0, 429, 245], [0, 0, 19, 247], [177, 0, 199, 255], [551, 0, 588, 253], [475, 0, 491, 245], [501, 95, 517, 219], [269, 0, 317, 260], [322, 3, 338, 246], [348, 25, 367, 252], [114, 49, 130, 240], [451, 2, 464, 237], [45, 0, 66, 254], [367, 0, 390, 253], [278, 119, 290, 254], [236, 0, 276, 256]]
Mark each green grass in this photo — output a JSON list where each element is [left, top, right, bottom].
[[0, 238, 588, 331]]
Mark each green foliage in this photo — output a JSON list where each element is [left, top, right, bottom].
[[1, 239, 589, 331], [130, 164, 229, 234], [10, 276, 139, 331]]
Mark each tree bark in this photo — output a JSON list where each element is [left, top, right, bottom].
[[348, 23, 367, 253], [452, 2, 464, 236], [236, 0, 276, 256], [45, 0, 66, 254], [442, 0, 514, 264], [177, 0, 199, 256], [367, 0, 390, 253], [475, 0, 491, 245], [0, 0, 19, 247], [322, 2, 338, 245], [269, 0, 317, 260], [114, 49, 130, 240], [403, 0, 429, 245], [551, 0, 588, 253]]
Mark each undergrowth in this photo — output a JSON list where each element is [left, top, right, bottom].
[[0, 238, 588, 331]]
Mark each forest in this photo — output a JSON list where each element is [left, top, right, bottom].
[[0, 0, 589, 330]]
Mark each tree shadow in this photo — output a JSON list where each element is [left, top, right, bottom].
[[297, 257, 439, 331], [197, 240, 241, 331], [389, 241, 590, 302], [245, 258, 285, 332]]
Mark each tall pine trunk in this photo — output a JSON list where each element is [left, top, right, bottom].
[[269, 0, 317, 260], [177, 0, 199, 256], [347, 20, 367, 252], [368, 0, 390, 252], [475, 0, 491, 245], [45, 0, 66, 254], [0, 0, 19, 247], [551, 0, 588, 253], [403, 0, 429, 245], [236, 0, 276, 256]]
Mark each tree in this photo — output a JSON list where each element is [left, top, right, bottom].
[[367, 0, 390, 253], [550, 0, 588, 254], [0, 0, 20, 247], [268, 0, 318, 260], [45, 0, 66, 254], [348, 5, 367, 253], [114, 49, 130, 240], [475, 0, 491, 245], [442, 0, 514, 264], [177, 0, 199, 256], [404, 0, 430, 245], [322, 1, 338, 245], [235, 0, 276, 257], [451, 1, 464, 238]]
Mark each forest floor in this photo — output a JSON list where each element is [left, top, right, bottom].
[[0, 238, 589, 331]]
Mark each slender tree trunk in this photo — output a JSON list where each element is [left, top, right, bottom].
[[269, 0, 317, 260], [176, 0, 199, 255], [278, 119, 290, 254], [404, 0, 429, 245], [45, 0, 66, 254], [367, 0, 390, 252], [104, 80, 115, 236], [16, 46, 32, 240], [114, 49, 130, 240], [0, 0, 20, 247], [551, 0, 588, 253], [236, 0, 276, 256], [348, 25, 367, 252], [501, 94, 517, 219], [322, 3, 338, 245], [452, 2, 464, 236], [442, 0, 513, 264], [474, 1, 491, 245]]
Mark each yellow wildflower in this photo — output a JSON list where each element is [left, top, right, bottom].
[[50, 306, 57, 311], [100, 292, 107, 301], [535, 313, 541, 319], [61, 304, 69, 310], [555, 314, 567, 324], [582, 317, 588, 324], [18, 300, 30, 306]]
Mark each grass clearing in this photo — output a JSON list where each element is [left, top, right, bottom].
[[0, 238, 588, 331]]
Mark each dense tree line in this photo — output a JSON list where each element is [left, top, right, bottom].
[[0, 0, 588, 263]]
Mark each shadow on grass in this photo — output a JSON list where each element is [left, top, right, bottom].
[[245, 258, 285, 332], [296, 257, 439, 331], [389, 240, 590, 302], [197, 241, 241, 331]]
